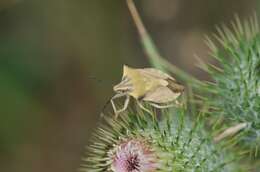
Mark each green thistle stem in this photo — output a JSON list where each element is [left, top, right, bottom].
[[126, 0, 202, 88]]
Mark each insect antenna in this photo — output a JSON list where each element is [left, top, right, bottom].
[[87, 76, 104, 84], [86, 75, 114, 118]]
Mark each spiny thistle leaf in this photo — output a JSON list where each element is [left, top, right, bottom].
[[201, 14, 260, 156], [81, 108, 241, 172]]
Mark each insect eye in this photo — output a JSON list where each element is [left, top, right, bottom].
[[121, 89, 130, 93]]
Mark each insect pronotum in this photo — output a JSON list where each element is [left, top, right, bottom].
[[111, 65, 184, 117]]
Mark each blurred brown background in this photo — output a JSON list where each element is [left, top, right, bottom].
[[0, 0, 258, 171]]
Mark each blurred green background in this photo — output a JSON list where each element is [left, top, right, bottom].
[[0, 0, 257, 171]]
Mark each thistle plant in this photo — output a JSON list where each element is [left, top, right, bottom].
[[200, 15, 260, 156], [81, 108, 240, 172], [81, 0, 260, 171]]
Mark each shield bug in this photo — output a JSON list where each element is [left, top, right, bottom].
[[111, 65, 184, 117]]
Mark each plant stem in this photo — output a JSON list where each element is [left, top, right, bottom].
[[126, 0, 202, 87]]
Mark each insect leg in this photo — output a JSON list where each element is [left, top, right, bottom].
[[149, 102, 175, 109], [175, 100, 184, 107], [115, 95, 130, 117], [136, 100, 153, 116], [111, 93, 129, 118]]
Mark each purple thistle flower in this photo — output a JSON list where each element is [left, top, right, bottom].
[[111, 139, 158, 172]]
